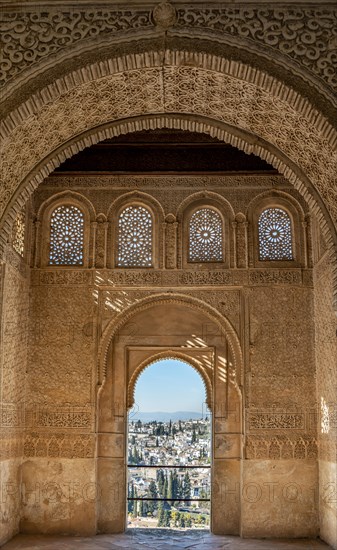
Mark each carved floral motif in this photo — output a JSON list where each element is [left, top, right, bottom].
[[246, 435, 318, 459], [0, 9, 152, 84], [1, 7, 336, 95], [176, 7, 337, 94], [23, 433, 95, 458]]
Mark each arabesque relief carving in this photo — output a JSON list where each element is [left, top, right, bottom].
[[23, 433, 95, 458], [1, 63, 336, 260], [246, 435, 318, 460], [1, 6, 336, 97], [176, 7, 337, 95], [30, 268, 311, 288]]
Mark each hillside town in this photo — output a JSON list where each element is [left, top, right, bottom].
[[127, 417, 211, 528]]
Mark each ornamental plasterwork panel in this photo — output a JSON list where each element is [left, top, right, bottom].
[[246, 435, 318, 460], [23, 433, 95, 458], [1, 63, 336, 228], [100, 288, 241, 335], [175, 6, 337, 98], [30, 268, 310, 288], [28, 285, 96, 405], [1, 5, 336, 102], [41, 174, 288, 190]]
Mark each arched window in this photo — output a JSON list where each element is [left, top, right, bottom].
[[258, 207, 293, 261], [117, 205, 153, 267], [49, 205, 84, 265], [189, 208, 223, 262], [12, 211, 25, 257]]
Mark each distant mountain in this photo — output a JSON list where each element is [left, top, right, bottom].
[[128, 411, 206, 422]]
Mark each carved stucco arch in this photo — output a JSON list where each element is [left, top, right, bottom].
[[36, 189, 97, 222], [127, 351, 213, 411], [176, 190, 235, 221], [246, 189, 306, 222], [98, 292, 243, 389], [107, 190, 165, 222], [1, 51, 336, 303]]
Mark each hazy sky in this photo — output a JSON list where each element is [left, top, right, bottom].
[[131, 359, 207, 413]]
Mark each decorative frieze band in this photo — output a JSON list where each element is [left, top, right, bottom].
[[0, 405, 93, 429], [249, 412, 305, 430], [249, 269, 303, 285], [31, 268, 310, 287], [35, 408, 92, 429], [246, 435, 318, 460], [23, 433, 95, 458]]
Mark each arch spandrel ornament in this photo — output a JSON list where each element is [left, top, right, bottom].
[[97, 292, 243, 390]]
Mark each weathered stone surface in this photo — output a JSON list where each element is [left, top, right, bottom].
[[241, 460, 319, 538], [20, 459, 96, 536]]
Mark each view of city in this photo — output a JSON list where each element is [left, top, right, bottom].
[[127, 415, 211, 529]]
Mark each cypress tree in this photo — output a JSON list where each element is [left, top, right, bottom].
[[183, 472, 191, 505]]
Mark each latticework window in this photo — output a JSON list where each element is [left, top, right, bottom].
[[258, 207, 293, 260], [12, 211, 25, 256], [189, 208, 223, 262], [49, 205, 84, 265], [117, 205, 153, 267]]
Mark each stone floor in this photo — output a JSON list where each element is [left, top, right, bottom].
[[1, 530, 332, 550]]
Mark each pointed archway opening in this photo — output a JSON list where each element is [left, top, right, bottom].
[[126, 358, 212, 532]]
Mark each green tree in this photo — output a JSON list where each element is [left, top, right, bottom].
[[139, 499, 144, 517], [163, 474, 168, 498], [157, 502, 164, 527], [179, 514, 185, 528], [147, 480, 158, 515], [171, 510, 180, 527], [185, 513, 192, 527], [163, 509, 171, 527], [196, 514, 203, 525], [157, 469, 165, 496], [128, 482, 134, 513], [183, 472, 191, 505]]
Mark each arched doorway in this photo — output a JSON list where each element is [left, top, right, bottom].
[[127, 358, 211, 530], [97, 295, 243, 535]]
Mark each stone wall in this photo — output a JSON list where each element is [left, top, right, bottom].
[[314, 249, 337, 549], [21, 278, 97, 534], [14, 173, 322, 537], [243, 284, 318, 538], [0, 259, 30, 545]]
